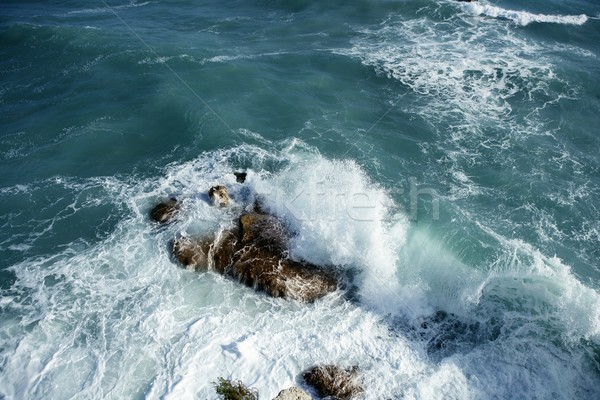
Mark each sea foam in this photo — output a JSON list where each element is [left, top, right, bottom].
[[463, 3, 588, 26], [1, 141, 599, 399]]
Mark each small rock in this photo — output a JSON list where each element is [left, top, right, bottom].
[[272, 387, 312, 400], [209, 185, 229, 207], [234, 171, 247, 183], [302, 365, 362, 400], [150, 198, 179, 223]]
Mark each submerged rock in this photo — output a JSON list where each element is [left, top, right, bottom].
[[171, 213, 337, 302], [272, 387, 311, 400], [150, 198, 180, 223], [302, 365, 362, 400], [416, 310, 500, 359], [209, 185, 229, 207]]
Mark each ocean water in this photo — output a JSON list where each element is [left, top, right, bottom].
[[1, 0, 600, 398]]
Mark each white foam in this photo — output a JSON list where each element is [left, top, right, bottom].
[[474, 222, 600, 342], [1, 141, 599, 399], [338, 8, 588, 210], [340, 16, 564, 125], [463, 3, 588, 26], [65, 1, 153, 16], [407, 361, 476, 400], [246, 141, 408, 314]]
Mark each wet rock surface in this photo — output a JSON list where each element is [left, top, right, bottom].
[[302, 365, 362, 400], [171, 212, 337, 302], [209, 185, 230, 207], [150, 198, 180, 223]]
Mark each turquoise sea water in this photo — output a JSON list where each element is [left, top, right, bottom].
[[1, 1, 600, 398]]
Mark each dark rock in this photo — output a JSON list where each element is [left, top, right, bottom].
[[209, 185, 229, 207], [302, 365, 362, 400], [234, 171, 247, 183], [150, 198, 180, 223], [456, 0, 477, 2], [252, 196, 268, 214], [171, 213, 337, 302]]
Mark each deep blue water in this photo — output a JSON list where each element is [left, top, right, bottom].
[[1, 1, 600, 398]]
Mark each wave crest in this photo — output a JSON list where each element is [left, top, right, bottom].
[[463, 3, 588, 26]]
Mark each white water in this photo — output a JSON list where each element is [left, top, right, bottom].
[[1, 140, 599, 399], [462, 3, 588, 26]]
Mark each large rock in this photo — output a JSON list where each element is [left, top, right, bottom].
[[302, 365, 362, 400], [171, 213, 337, 302], [272, 387, 312, 400], [171, 236, 211, 270], [150, 198, 180, 223], [239, 213, 287, 252], [171, 228, 239, 274], [209, 185, 229, 207]]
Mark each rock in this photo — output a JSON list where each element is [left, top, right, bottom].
[[272, 387, 312, 400], [150, 198, 180, 223], [239, 213, 287, 251], [234, 213, 337, 301], [456, 0, 477, 2], [234, 171, 247, 183], [302, 365, 362, 400], [232, 246, 337, 302], [210, 228, 240, 273], [171, 228, 239, 274], [209, 185, 229, 207], [171, 236, 211, 270], [252, 196, 268, 214], [171, 213, 337, 302]]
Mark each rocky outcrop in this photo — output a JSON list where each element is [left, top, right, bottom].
[[150, 198, 180, 223], [272, 387, 312, 400], [209, 185, 229, 207], [302, 365, 362, 400], [171, 212, 337, 302]]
